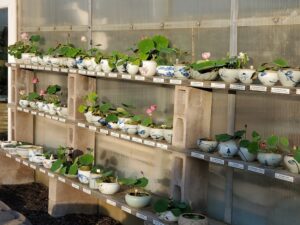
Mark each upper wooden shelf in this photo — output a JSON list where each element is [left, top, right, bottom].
[[7, 63, 300, 96]]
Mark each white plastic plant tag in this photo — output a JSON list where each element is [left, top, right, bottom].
[[58, 177, 66, 183], [100, 129, 109, 134], [248, 166, 265, 174], [17, 107, 23, 111], [46, 115, 52, 119], [5, 153, 11, 158], [110, 132, 120, 138], [230, 84, 246, 91], [15, 158, 21, 163], [23, 109, 29, 113], [228, 162, 244, 169], [30, 164, 36, 169], [106, 199, 116, 206], [271, 87, 290, 94], [39, 168, 46, 173], [121, 206, 131, 214], [132, 137, 142, 143], [52, 116, 59, 121], [45, 66, 52, 71], [61, 68, 68, 73], [87, 71, 95, 76], [170, 79, 182, 85], [108, 72, 118, 78], [79, 70, 87, 75], [275, 173, 294, 183], [48, 172, 54, 178], [250, 85, 267, 92], [210, 157, 224, 165], [97, 72, 105, 77], [144, 140, 155, 147], [23, 161, 29, 166], [190, 81, 204, 87], [135, 75, 145, 81], [211, 82, 225, 89], [26, 65, 32, 69], [38, 112, 45, 117], [153, 77, 164, 83], [38, 66, 45, 70], [59, 118, 66, 123], [89, 126, 97, 131], [82, 188, 92, 195], [296, 89, 300, 95], [69, 69, 77, 73], [156, 143, 168, 150], [31, 111, 37, 115], [71, 183, 80, 189], [20, 65, 26, 68], [77, 123, 86, 128], [136, 212, 147, 220], [121, 134, 130, 140], [122, 74, 131, 80], [52, 68, 60, 72], [32, 66, 38, 70], [191, 152, 205, 159]]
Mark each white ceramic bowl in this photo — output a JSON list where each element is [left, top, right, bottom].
[[257, 153, 282, 167], [163, 129, 173, 144], [190, 70, 218, 81], [258, 70, 278, 86], [278, 69, 300, 87], [238, 147, 257, 162], [218, 140, 238, 158], [127, 63, 139, 75], [174, 65, 190, 79], [19, 100, 29, 108], [219, 68, 239, 83], [138, 125, 151, 138], [124, 124, 138, 135], [197, 139, 218, 153], [78, 169, 91, 184], [98, 182, 120, 195], [101, 59, 113, 73], [125, 192, 151, 208], [238, 69, 256, 84], [284, 155, 300, 174], [139, 60, 157, 77], [150, 128, 164, 141]]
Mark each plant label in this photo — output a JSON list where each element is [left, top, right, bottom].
[[20, 65, 26, 68], [58, 177, 66, 183], [170, 79, 182, 85], [32, 66, 38, 70], [230, 84, 246, 91], [82, 188, 92, 195], [249, 85, 267, 92], [30, 164, 36, 169], [5, 153, 11, 158], [87, 71, 96, 76], [38, 66, 45, 70], [79, 70, 87, 75], [122, 74, 131, 80], [52, 116, 59, 121], [15, 158, 21, 163], [106, 199, 116, 206], [228, 161, 244, 169], [135, 75, 145, 81], [271, 87, 290, 94], [144, 140, 155, 147], [210, 157, 224, 165], [39, 168, 46, 173], [121, 134, 130, 140], [296, 89, 300, 95], [132, 137, 142, 143], [108, 72, 118, 78], [31, 111, 37, 115], [97, 72, 105, 77], [110, 132, 120, 138], [156, 143, 168, 150], [23, 109, 30, 113], [191, 152, 205, 159], [61, 68, 69, 73], [248, 166, 265, 174], [17, 107, 23, 111], [136, 212, 147, 220], [52, 68, 60, 72], [77, 123, 86, 128], [275, 173, 294, 183], [45, 66, 52, 71], [38, 113, 45, 117], [153, 219, 165, 225], [121, 206, 131, 214], [89, 126, 97, 131], [46, 115, 52, 119], [69, 69, 77, 73], [22, 161, 29, 166], [59, 118, 66, 123], [153, 77, 165, 83], [100, 129, 109, 135], [48, 172, 54, 178], [71, 183, 80, 189], [211, 82, 226, 89], [190, 81, 204, 87], [26, 65, 32, 69]]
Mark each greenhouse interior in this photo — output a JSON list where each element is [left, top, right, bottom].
[[0, 0, 300, 225]]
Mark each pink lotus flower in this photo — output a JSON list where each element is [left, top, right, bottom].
[[20, 32, 29, 41], [150, 105, 157, 112], [81, 36, 87, 42], [146, 108, 152, 116], [39, 89, 45, 96], [32, 77, 39, 84], [201, 52, 211, 60]]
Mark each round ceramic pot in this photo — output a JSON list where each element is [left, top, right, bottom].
[[258, 70, 278, 86], [174, 65, 190, 79], [92, 115, 102, 126], [1, 141, 17, 149], [238, 69, 256, 84], [137, 125, 151, 138], [101, 59, 113, 73], [218, 140, 238, 158], [83, 57, 97, 71], [21, 53, 35, 65], [41, 55, 51, 66], [159, 211, 178, 222], [178, 213, 208, 225], [30, 56, 41, 65], [19, 100, 29, 108], [238, 147, 257, 162], [84, 111, 94, 123], [219, 68, 239, 83], [66, 58, 76, 68], [36, 101, 45, 111], [48, 103, 57, 115], [98, 182, 120, 195], [127, 63, 139, 75], [116, 60, 126, 73], [43, 158, 56, 169], [89, 173, 102, 189], [49, 57, 61, 67], [163, 129, 173, 144], [284, 155, 300, 174], [150, 128, 164, 141], [278, 69, 300, 87], [59, 57, 68, 67], [257, 153, 282, 167], [14, 57, 24, 64], [117, 117, 132, 130], [56, 107, 68, 117], [78, 169, 91, 184], [17, 145, 42, 159], [125, 192, 151, 208], [190, 69, 218, 81], [156, 65, 175, 77], [29, 101, 37, 109], [76, 57, 84, 70], [29, 154, 45, 164], [197, 139, 218, 153], [95, 64, 102, 72], [139, 60, 157, 77], [42, 104, 50, 113], [107, 122, 119, 130], [124, 124, 138, 135]]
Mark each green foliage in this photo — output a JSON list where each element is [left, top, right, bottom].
[[105, 113, 118, 123], [119, 176, 149, 188], [273, 58, 289, 68], [294, 147, 300, 163], [46, 85, 61, 95], [99, 103, 112, 114], [51, 159, 63, 172], [215, 130, 245, 142], [128, 55, 141, 66], [78, 105, 88, 113], [96, 169, 116, 183], [239, 130, 261, 154], [259, 58, 290, 72], [190, 59, 227, 72], [27, 92, 40, 101], [78, 153, 94, 167], [8, 35, 42, 59], [153, 199, 191, 217]]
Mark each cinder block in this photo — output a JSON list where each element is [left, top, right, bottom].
[[74, 127, 95, 151], [48, 178, 98, 217], [15, 111, 33, 143], [172, 86, 212, 149]]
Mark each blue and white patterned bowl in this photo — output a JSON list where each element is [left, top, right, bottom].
[[257, 153, 282, 167], [78, 169, 90, 184], [238, 69, 256, 84], [238, 147, 256, 162], [138, 125, 151, 138], [197, 139, 218, 153], [174, 65, 190, 79], [218, 140, 238, 158], [150, 128, 164, 141], [284, 155, 300, 174], [219, 68, 239, 83], [123, 124, 138, 135], [258, 70, 278, 86], [278, 69, 300, 87], [156, 65, 175, 77]]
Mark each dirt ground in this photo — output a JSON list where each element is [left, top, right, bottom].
[[0, 182, 122, 225]]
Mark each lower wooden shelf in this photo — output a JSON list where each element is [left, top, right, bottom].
[[0, 148, 225, 225]]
